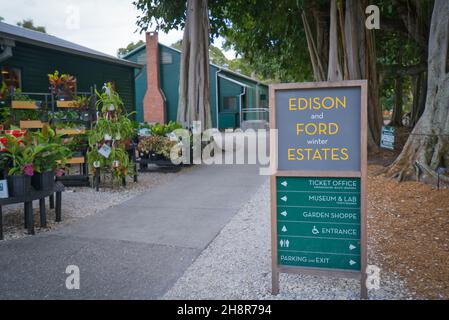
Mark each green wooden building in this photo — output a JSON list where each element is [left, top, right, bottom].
[[0, 22, 141, 111], [123, 32, 268, 129]]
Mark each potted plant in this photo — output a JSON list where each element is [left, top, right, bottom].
[[32, 125, 71, 190], [137, 135, 179, 163], [48, 70, 77, 106], [0, 134, 35, 197], [11, 89, 41, 110]]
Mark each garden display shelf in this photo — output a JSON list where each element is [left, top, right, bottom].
[[0, 182, 65, 240], [11, 101, 39, 109], [50, 88, 96, 188], [56, 100, 77, 108], [20, 120, 47, 129]]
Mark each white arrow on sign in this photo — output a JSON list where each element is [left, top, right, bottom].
[[280, 211, 288, 217], [349, 260, 357, 266], [349, 244, 356, 251], [281, 181, 288, 187], [281, 196, 288, 202], [281, 226, 287, 232]]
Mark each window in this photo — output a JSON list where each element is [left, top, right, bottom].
[[0, 66, 22, 95], [223, 96, 238, 111], [161, 52, 173, 64]]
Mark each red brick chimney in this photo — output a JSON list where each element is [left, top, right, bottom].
[[143, 32, 166, 124]]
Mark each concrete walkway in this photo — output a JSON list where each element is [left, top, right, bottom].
[[0, 164, 266, 299]]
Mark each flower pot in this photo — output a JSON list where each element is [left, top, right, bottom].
[[7, 175, 32, 197], [31, 171, 55, 191]]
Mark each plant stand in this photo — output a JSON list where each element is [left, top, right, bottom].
[[0, 182, 65, 240]]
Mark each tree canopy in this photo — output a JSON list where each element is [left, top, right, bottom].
[[16, 19, 46, 33], [117, 40, 145, 57], [134, 0, 449, 181]]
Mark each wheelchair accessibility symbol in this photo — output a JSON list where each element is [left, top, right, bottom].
[[312, 226, 320, 235]]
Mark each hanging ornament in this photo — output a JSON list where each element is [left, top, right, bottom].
[[108, 104, 115, 111], [112, 160, 120, 168], [93, 161, 101, 168], [104, 134, 112, 141]]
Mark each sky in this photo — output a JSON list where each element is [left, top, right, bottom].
[[0, 0, 234, 58]]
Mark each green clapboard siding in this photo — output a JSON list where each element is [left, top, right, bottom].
[[2, 42, 136, 114], [125, 43, 267, 128]]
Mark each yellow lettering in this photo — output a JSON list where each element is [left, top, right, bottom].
[[340, 148, 349, 160], [298, 98, 308, 110], [289, 98, 297, 111], [288, 148, 296, 160], [336, 96, 346, 109]]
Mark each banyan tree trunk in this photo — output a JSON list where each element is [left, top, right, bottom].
[[177, 0, 212, 129], [390, 76, 404, 127], [327, 0, 343, 81], [343, 0, 382, 151], [386, 0, 449, 183]]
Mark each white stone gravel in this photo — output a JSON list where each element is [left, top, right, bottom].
[[163, 179, 413, 300], [1, 166, 195, 241]]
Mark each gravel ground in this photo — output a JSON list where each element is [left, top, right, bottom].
[[1, 166, 195, 241], [164, 178, 413, 300]]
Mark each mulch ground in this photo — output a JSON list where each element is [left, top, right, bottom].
[[367, 160, 449, 299]]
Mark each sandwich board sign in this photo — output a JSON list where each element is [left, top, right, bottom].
[[269, 81, 368, 299]]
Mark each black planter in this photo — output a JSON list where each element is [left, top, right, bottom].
[[31, 171, 55, 191], [7, 175, 32, 197]]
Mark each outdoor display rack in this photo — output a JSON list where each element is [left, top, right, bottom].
[[51, 87, 96, 187]]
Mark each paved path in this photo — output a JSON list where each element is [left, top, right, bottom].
[[0, 164, 266, 299]]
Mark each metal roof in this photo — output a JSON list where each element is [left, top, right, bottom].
[[0, 22, 142, 69]]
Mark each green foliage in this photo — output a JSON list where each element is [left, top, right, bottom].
[[11, 89, 33, 102], [134, 0, 312, 82], [117, 40, 145, 57], [73, 95, 91, 110], [95, 83, 125, 113], [137, 135, 178, 159], [0, 135, 35, 176], [150, 121, 182, 136], [88, 83, 134, 180], [13, 109, 40, 121], [32, 125, 72, 172], [17, 19, 46, 33]]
